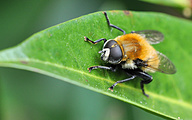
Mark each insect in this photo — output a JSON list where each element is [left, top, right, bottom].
[[84, 11, 176, 97]]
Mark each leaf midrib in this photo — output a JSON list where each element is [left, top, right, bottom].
[[0, 58, 192, 111]]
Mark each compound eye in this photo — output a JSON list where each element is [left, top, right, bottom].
[[109, 44, 123, 63], [104, 40, 123, 64]]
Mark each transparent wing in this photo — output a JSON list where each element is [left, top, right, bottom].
[[134, 30, 164, 44], [146, 52, 176, 74]]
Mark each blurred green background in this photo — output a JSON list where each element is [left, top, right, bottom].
[[0, 0, 188, 120]]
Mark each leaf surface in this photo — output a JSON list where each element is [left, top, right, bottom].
[[0, 10, 192, 119], [141, 0, 191, 8]]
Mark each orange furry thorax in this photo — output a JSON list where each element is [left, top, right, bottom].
[[114, 33, 160, 72]]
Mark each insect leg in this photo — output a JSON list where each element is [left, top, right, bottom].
[[88, 65, 117, 72], [108, 75, 136, 91], [124, 69, 153, 97], [139, 73, 152, 97], [84, 36, 107, 44], [103, 11, 126, 35], [131, 31, 136, 33]]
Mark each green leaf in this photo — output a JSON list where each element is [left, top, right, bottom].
[[0, 10, 192, 119], [141, 0, 191, 8]]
